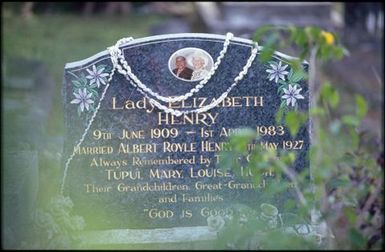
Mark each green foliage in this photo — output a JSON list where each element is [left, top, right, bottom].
[[288, 66, 307, 82], [210, 25, 383, 250], [253, 25, 348, 63], [355, 94, 368, 120], [284, 110, 308, 137], [259, 34, 278, 62], [349, 228, 367, 250], [217, 80, 382, 249], [21, 195, 85, 249], [320, 82, 340, 109], [228, 128, 257, 152], [208, 203, 318, 250], [4, 13, 381, 249]]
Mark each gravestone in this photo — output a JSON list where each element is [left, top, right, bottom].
[[62, 33, 310, 247], [3, 151, 39, 249], [3, 58, 54, 249], [3, 58, 55, 151], [195, 2, 333, 36]]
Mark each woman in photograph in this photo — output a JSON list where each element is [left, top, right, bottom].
[[189, 53, 210, 81]]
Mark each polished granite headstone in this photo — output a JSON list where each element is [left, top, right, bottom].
[[62, 33, 309, 235]]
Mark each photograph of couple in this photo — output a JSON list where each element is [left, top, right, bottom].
[[169, 48, 214, 81]]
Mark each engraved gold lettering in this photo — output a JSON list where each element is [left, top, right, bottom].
[[106, 169, 142, 180], [84, 184, 113, 193], [119, 129, 145, 140], [158, 112, 218, 126], [74, 146, 113, 155], [163, 142, 197, 153], [118, 143, 157, 153], [201, 141, 232, 152], [254, 96, 264, 106], [189, 168, 232, 178], [149, 168, 183, 179], [111, 97, 123, 110], [90, 158, 128, 167]]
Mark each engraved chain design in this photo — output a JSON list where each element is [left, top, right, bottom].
[[61, 35, 259, 194], [123, 43, 259, 117], [108, 32, 234, 103]]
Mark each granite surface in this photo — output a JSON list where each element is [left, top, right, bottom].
[[62, 34, 309, 230]]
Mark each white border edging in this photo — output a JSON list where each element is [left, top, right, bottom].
[[65, 33, 304, 69]]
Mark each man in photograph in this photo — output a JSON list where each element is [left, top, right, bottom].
[[172, 56, 193, 80]]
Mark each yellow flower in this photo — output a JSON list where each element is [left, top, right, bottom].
[[321, 31, 334, 45]]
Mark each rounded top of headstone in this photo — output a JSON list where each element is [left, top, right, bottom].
[[65, 33, 306, 70]]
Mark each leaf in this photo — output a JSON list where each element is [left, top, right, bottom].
[[77, 106, 81, 117], [229, 128, 257, 152], [259, 34, 278, 63], [349, 128, 359, 149], [355, 95, 368, 120], [333, 47, 345, 60], [349, 228, 366, 249], [286, 59, 302, 73], [342, 115, 360, 127], [283, 199, 296, 212], [89, 104, 96, 112], [285, 111, 308, 137], [294, 29, 306, 46], [96, 64, 106, 71], [260, 48, 275, 63], [253, 24, 275, 42], [343, 207, 357, 225], [309, 107, 325, 116], [288, 25, 298, 43], [287, 68, 294, 81], [277, 85, 286, 95], [275, 108, 285, 123], [320, 82, 339, 108], [308, 27, 322, 41], [80, 73, 88, 84], [320, 82, 332, 97], [290, 69, 307, 83], [329, 89, 340, 109], [218, 152, 239, 172], [282, 151, 296, 165], [72, 80, 82, 88], [329, 176, 349, 188], [89, 83, 98, 89], [90, 89, 99, 98]]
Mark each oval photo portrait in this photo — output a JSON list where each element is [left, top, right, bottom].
[[168, 48, 214, 82]]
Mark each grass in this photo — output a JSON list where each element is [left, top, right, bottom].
[[3, 12, 166, 135], [2, 12, 168, 233], [3, 11, 382, 250]]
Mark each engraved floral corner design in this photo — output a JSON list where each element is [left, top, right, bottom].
[[266, 60, 306, 110], [68, 64, 110, 117]]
